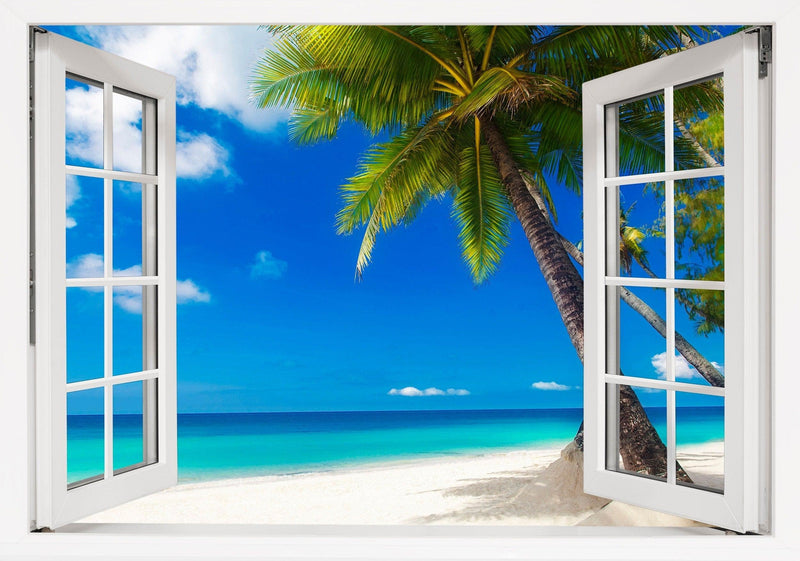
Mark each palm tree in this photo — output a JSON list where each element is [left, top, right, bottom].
[[251, 25, 719, 477]]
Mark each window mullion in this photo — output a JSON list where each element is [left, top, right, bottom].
[[142, 97, 158, 465], [604, 104, 620, 473], [102, 82, 114, 482], [664, 85, 677, 486]]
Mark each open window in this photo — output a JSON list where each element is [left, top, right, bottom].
[[582, 30, 771, 532], [32, 30, 177, 528], [28, 24, 771, 535]]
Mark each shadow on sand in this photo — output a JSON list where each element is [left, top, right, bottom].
[[406, 443, 610, 525]]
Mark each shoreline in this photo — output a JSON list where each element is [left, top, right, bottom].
[[82, 441, 723, 526], [176, 442, 568, 485]]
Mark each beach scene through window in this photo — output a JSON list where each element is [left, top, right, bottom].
[[54, 25, 732, 525]]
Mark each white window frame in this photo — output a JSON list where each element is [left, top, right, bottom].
[[582, 31, 769, 532], [33, 31, 178, 528], [0, 1, 798, 559]]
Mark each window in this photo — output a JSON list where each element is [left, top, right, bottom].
[[32, 30, 177, 528], [583, 30, 771, 532], [0, 1, 796, 559]]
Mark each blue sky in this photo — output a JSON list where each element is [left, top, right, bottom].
[[53, 25, 726, 414]]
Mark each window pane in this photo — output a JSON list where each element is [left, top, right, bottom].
[[674, 76, 724, 169], [608, 182, 665, 278], [113, 380, 158, 473], [606, 383, 667, 481], [609, 91, 665, 177], [613, 286, 667, 382], [66, 175, 104, 278], [675, 175, 724, 281], [66, 287, 104, 383], [674, 289, 725, 387], [65, 75, 103, 169], [67, 388, 104, 489], [113, 285, 145, 375], [113, 181, 147, 277], [113, 90, 143, 173], [676, 392, 724, 493]]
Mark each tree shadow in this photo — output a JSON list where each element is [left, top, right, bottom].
[[406, 446, 610, 525]]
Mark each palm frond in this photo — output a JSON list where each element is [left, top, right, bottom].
[[452, 139, 513, 283], [452, 67, 574, 120], [336, 121, 457, 279], [288, 106, 345, 144]]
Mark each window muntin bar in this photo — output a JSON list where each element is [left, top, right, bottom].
[[604, 374, 725, 397], [66, 164, 157, 185], [605, 166, 724, 187], [605, 277, 724, 290]]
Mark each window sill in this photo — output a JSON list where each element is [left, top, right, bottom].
[[7, 524, 792, 561]]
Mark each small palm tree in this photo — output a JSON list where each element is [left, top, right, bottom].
[[618, 203, 651, 276], [251, 25, 718, 476]]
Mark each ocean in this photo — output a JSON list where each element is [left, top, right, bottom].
[[66, 407, 724, 484]]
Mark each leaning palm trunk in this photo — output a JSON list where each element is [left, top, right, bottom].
[[556, 232, 725, 388], [479, 115, 684, 479]]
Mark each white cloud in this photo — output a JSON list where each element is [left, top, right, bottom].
[[81, 26, 288, 132], [387, 386, 470, 397], [114, 290, 143, 314], [115, 264, 143, 277], [250, 250, 288, 279], [66, 254, 211, 312], [65, 84, 144, 173], [66, 253, 104, 279], [531, 381, 572, 391], [113, 92, 145, 173], [65, 175, 81, 229], [177, 131, 233, 180], [650, 352, 722, 380], [65, 84, 103, 166], [66, 83, 232, 182], [176, 279, 211, 304]]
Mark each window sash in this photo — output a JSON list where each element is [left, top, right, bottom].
[[32, 30, 177, 529], [582, 30, 769, 533]]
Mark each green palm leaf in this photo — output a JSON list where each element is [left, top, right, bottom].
[[452, 138, 513, 283], [452, 67, 574, 120], [336, 122, 456, 278]]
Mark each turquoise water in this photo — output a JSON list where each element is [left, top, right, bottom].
[[66, 407, 724, 484]]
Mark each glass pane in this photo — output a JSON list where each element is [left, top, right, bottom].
[[610, 91, 665, 177], [113, 380, 158, 473], [67, 388, 104, 488], [66, 175, 104, 278], [66, 287, 104, 383], [608, 182, 665, 278], [113, 286, 145, 375], [606, 383, 667, 481], [113, 90, 143, 173], [613, 286, 667, 382], [676, 392, 724, 493], [65, 75, 103, 168], [674, 289, 725, 387], [113, 181, 146, 276], [675, 175, 724, 281], [674, 76, 724, 169]]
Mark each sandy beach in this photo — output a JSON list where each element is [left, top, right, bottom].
[[81, 442, 723, 526]]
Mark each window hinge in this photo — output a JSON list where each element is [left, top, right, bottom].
[[750, 26, 772, 79], [29, 26, 46, 63]]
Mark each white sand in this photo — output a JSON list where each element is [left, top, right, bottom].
[[81, 441, 723, 526]]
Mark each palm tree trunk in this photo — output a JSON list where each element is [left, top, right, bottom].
[[479, 115, 679, 479], [556, 232, 724, 388]]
